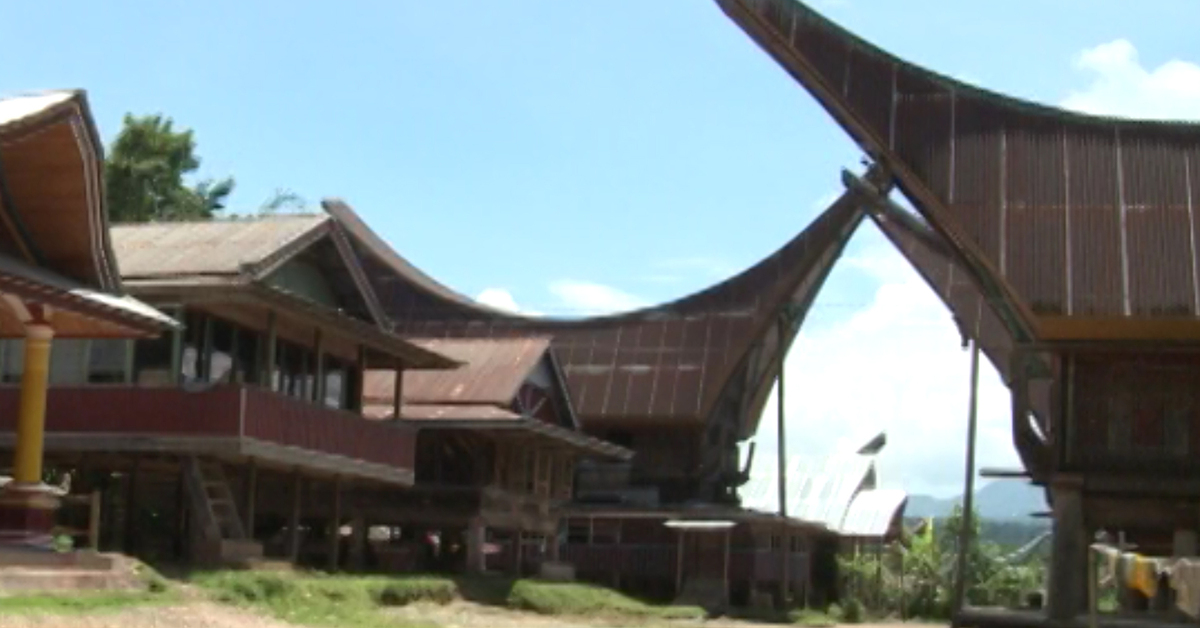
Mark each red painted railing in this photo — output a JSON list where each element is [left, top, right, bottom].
[[0, 386, 241, 436], [241, 387, 416, 469], [0, 385, 416, 472]]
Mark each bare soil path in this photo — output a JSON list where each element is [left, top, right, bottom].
[[0, 600, 944, 628]]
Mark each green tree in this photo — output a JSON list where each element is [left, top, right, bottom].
[[104, 113, 235, 223], [837, 507, 1046, 620]]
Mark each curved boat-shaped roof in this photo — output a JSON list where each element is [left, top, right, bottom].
[[324, 190, 866, 433], [0, 90, 126, 293], [718, 0, 1200, 327]]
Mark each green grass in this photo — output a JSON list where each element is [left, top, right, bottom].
[[506, 579, 704, 620], [0, 590, 175, 615], [191, 570, 704, 628]]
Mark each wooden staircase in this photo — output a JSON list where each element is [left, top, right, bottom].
[[183, 456, 263, 566]]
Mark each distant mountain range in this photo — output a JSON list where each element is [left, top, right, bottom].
[[906, 480, 1047, 521]]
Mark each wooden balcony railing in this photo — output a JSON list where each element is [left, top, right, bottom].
[[496, 543, 810, 584], [0, 384, 416, 473], [241, 387, 415, 469]]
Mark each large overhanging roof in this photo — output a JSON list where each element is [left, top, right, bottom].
[[323, 189, 868, 431], [718, 0, 1200, 328], [0, 90, 126, 293]]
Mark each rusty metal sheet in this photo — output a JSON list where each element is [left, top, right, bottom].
[[363, 336, 552, 406], [337, 193, 864, 431], [719, 0, 1200, 321], [869, 206, 1016, 383], [111, 215, 329, 279], [363, 403, 522, 422]]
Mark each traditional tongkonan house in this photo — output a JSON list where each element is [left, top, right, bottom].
[[359, 337, 632, 576], [319, 186, 875, 607], [0, 90, 179, 556], [9, 207, 463, 568], [718, 0, 1200, 622]]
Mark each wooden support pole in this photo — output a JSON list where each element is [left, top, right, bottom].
[[676, 530, 685, 596], [288, 472, 303, 563], [313, 329, 325, 404], [263, 311, 278, 388], [392, 361, 403, 420], [328, 477, 342, 572], [244, 460, 257, 540], [776, 316, 790, 607], [11, 323, 53, 484], [724, 529, 732, 607], [348, 514, 366, 571], [88, 490, 101, 550], [169, 308, 184, 385], [951, 337, 982, 621], [123, 458, 141, 554]]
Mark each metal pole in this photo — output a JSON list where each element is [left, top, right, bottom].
[[777, 316, 790, 607], [952, 337, 982, 621]]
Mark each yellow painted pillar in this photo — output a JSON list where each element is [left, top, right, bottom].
[[11, 323, 54, 485]]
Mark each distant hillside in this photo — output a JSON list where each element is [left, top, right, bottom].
[[906, 480, 1047, 521]]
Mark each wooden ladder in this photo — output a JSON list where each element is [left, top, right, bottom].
[[184, 456, 247, 541]]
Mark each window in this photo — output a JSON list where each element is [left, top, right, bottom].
[[88, 339, 129, 384], [234, 328, 259, 385], [323, 358, 346, 409], [1, 339, 22, 383], [133, 334, 173, 385], [180, 310, 205, 382], [208, 318, 236, 383], [49, 340, 88, 385]]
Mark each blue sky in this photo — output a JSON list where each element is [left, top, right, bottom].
[[3, 0, 1198, 496]]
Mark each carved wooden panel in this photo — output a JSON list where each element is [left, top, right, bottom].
[[1071, 352, 1200, 468]]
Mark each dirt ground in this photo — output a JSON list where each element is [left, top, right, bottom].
[[0, 601, 940, 628]]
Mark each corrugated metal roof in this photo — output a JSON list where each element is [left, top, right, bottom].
[[363, 337, 552, 406], [721, 0, 1200, 323], [111, 215, 328, 279], [740, 452, 905, 537], [337, 194, 865, 431], [363, 403, 522, 422], [790, 453, 874, 530], [840, 488, 908, 539], [0, 250, 177, 334]]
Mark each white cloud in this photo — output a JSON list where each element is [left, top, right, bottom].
[[547, 280, 647, 316], [474, 288, 543, 316], [747, 227, 1019, 498], [1060, 39, 1200, 120]]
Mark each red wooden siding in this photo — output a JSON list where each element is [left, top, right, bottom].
[[0, 385, 415, 472], [0, 386, 242, 435], [242, 387, 416, 469]]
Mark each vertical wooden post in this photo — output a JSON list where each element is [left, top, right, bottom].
[[676, 530, 685, 595], [952, 337, 982, 620], [87, 490, 101, 550], [122, 339, 135, 384], [123, 459, 141, 554], [328, 477, 343, 572], [776, 316, 790, 607], [348, 514, 366, 571], [263, 311, 278, 389], [465, 517, 485, 574], [313, 329, 325, 404], [244, 460, 257, 540], [392, 362, 404, 420], [200, 315, 213, 381], [288, 472, 303, 563], [511, 530, 524, 577], [724, 529, 732, 607], [168, 307, 184, 385]]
